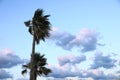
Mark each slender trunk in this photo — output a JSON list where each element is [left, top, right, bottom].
[[30, 34, 36, 80]]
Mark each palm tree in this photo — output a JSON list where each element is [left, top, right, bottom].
[[22, 53, 51, 80], [23, 9, 51, 80]]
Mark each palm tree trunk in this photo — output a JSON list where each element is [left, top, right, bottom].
[[30, 34, 36, 80]]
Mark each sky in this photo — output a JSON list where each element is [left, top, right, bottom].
[[0, 0, 120, 80]]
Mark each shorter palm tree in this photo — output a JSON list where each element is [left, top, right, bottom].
[[22, 53, 51, 79]]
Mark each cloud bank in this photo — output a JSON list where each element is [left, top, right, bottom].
[[47, 51, 117, 80], [50, 28, 100, 52], [48, 64, 116, 80]]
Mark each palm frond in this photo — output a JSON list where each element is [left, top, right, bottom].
[[44, 15, 50, 18], [21, 69, 27, 75], [38, 67, 52, 76], [24, 20, 31, 27], [22, 64, 29, 68], [28, 27, 33, 35]]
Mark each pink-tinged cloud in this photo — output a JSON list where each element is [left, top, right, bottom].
[[0, 48, 25, 79], [47, 50, 117, 80], [58, 54, 86, 66], [50, 28, 101, 52], [48, 64, 117, 80], [0, 49, 24, 68]]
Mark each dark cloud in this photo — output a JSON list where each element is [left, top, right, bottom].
[[58, 54, 86, 66], [50, 28, 100, 52], [0, 69, 12, 79], [0, 49, 24, 68], [90, 51, 116, 69]]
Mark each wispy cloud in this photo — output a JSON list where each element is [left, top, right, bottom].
[[50, 28, 101, 52]]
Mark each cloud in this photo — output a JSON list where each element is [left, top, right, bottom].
[[48, 64, 78, 78], [90, 51, 116, 69], [48, 64, 117, 80], [0, 48, 24, 68], [47, 54, 85, 78], [84, 70, 116, 80], [0, 69, 12, 79], [47, 50, 117, 80], [50, 28, 75, 50], [50, 28, 100, 52], [17, 78, 28, 80], [58, 54, 86, 66], [0, 49, 25, 79]]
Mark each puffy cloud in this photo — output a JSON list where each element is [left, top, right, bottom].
[[0, 69, 12, 79], [48, 64, 79, 78], [0, 49, 25, 80], [50, 28, 100, 52], [58, 54, 86, 66], [47, 50, 117, 80], [0, 48, 24, 68], [71, 28, 99, 52], [90, 51, 116, 69], [50, 28, 75, 50], [47, 54, 84, 78]]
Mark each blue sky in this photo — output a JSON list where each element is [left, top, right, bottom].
[[0, 0, 120, 80]]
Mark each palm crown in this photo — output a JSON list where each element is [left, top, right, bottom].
[[22, 53, 51, 76], [24, 9, 51, 44]]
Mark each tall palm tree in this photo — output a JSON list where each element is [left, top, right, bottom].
[[22, 53, 51, 80], [23, 9, 51, 80]]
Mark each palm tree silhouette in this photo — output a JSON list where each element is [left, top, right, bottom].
[[22, 9, 51, 80], [22, 53, 51, 80]]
